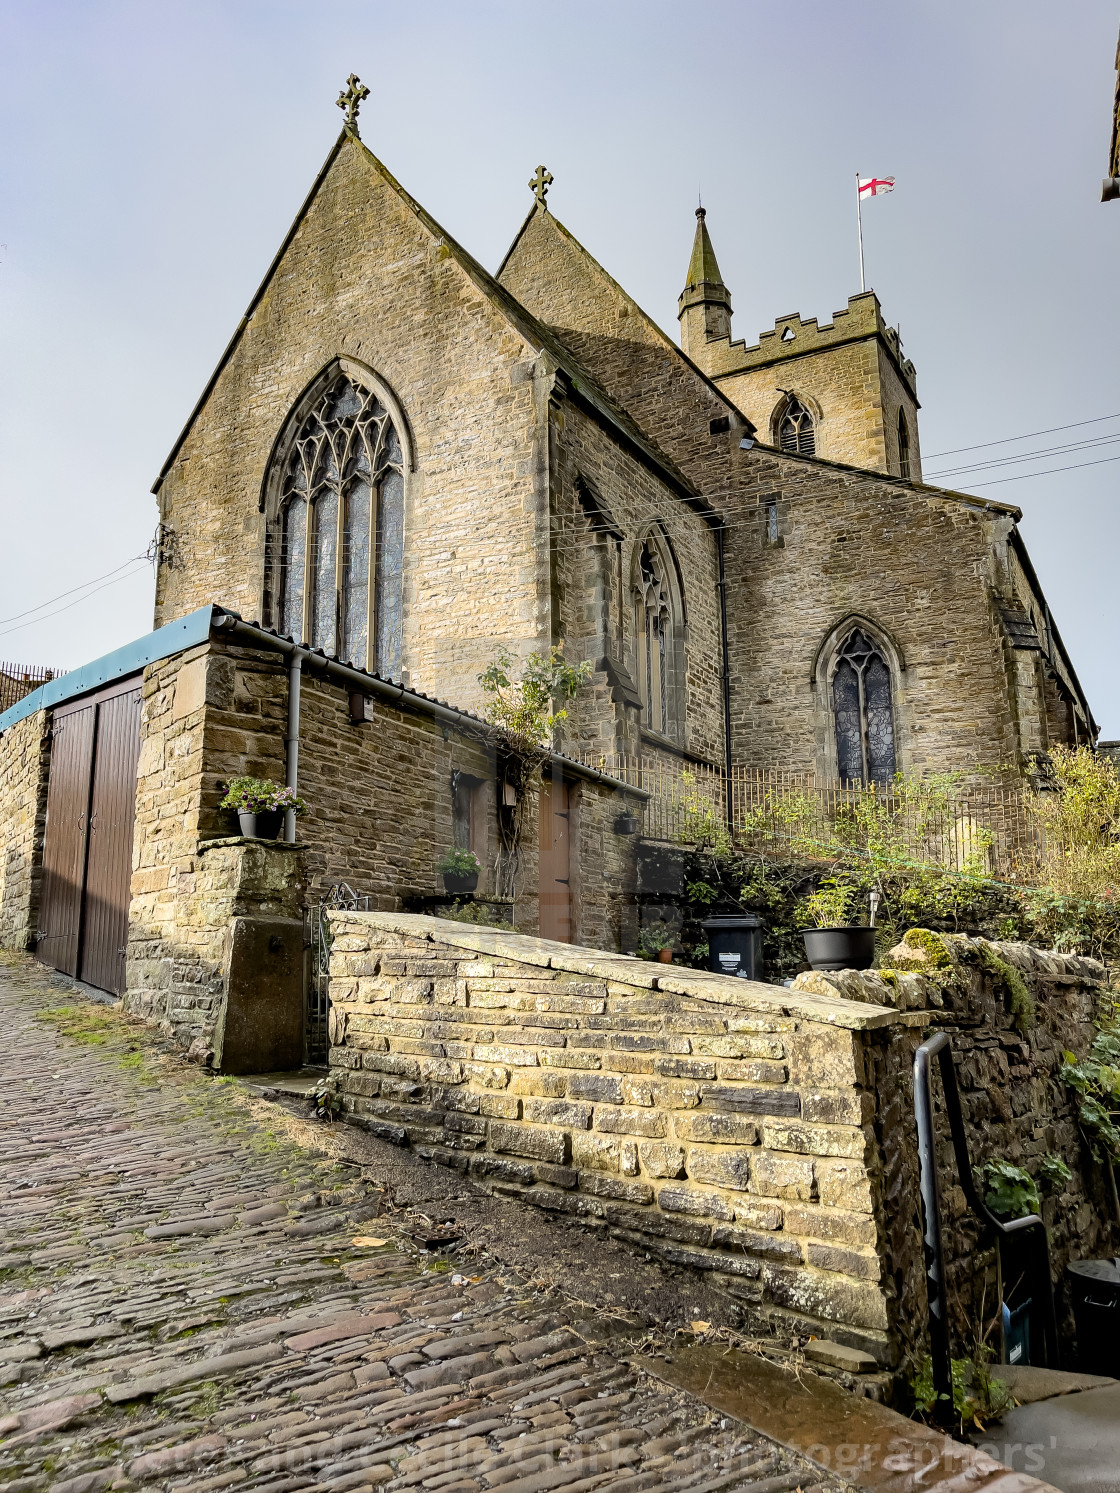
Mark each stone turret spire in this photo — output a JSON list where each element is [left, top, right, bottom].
[[677, 207, 733, 366]]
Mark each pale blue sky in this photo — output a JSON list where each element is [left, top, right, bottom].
[[2, 1, 1118, 729]]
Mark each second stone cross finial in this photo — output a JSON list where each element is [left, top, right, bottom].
[[529, 165, 553, 206]]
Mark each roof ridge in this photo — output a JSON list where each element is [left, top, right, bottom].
[[497, 203, 753, 432]]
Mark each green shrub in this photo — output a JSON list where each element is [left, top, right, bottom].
[[436, 847, 481, 876]]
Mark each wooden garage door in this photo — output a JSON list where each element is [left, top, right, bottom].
[[38, 677, 142, 994]]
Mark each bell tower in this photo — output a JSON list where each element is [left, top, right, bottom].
[[676, 207, 921, 478]]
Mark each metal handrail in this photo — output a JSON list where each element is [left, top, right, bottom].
[[914, 1031, 1059, 1420]]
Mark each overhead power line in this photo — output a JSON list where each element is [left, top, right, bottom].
[[926, 432, 1120, 481], [0, 561, 151, 642], [0, 554, 151, 628], [923, 412, 1120, 461]]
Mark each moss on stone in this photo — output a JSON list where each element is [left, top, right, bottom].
[[901, 928, 954, 968], [976, 943, 1035, 1032]]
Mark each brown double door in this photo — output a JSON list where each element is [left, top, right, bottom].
[[538, 774, 572, 943], [38, 678, 142, 994]]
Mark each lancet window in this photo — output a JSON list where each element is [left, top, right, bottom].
[[778, 396, 816, 457], [636, 540, 673, 737], [275, 374, 404, 677], [897, 409, 912, 479], [831, 629, 896, 785]]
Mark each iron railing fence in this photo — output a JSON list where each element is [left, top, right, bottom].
[[569, 755, 1047, 882], [0, 661, 65, 714], [307, 882, 370, 1064]]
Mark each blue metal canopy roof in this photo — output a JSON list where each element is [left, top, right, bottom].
[[0, 605, 216, 734]]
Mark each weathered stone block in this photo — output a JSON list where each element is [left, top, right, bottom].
[[750, 1150, 815, 1201], [594, 1107, 667, 1138], [761, 1120, 868, 1159], [672, 1112, 759, 1145], [489, 1121, 568, 1164], [638, 1141, 686, 1179], [567, 1073, 624, 1104], [686, 1147, 752, 1191], [700, 1084, 800, 1117], [522, 1098, 592, 1130], [657, 1186, 734, 1221]]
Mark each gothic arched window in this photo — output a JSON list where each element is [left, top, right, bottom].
[[897, 409, 912, 480], [832, 629, 896, 784], [634, 536, 682, 739], [778, 396, 816, 457], [276, 374, 405, 677]]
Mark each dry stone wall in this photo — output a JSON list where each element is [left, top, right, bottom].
[[328, 910, 898, 1359], [794, 934, 1118, 1359], [0, 710, 50, 951]]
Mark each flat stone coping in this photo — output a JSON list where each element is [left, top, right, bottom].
[[329, 909, 901, 1030], [639, 1344, 1060, 1493], [198, 836, 303, 852]]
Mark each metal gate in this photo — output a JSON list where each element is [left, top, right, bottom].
[[38, 677, 142, 995], [306, 883, 370, 1064]]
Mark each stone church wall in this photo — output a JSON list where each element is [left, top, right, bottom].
[[718, 339, 891, 475], [153, 136, 549, 718], [0, 709, 51, 952], [718, 449, 1023, 778], [550, 402, 725, 766]]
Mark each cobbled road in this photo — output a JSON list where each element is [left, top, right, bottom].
[[0, 955, 839, 1493]]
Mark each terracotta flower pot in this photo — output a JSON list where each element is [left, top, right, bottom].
[[656, 947, 673, 964]]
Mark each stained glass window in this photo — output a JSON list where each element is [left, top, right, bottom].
[[279, 497, 306, 640], [271, 373, 405, 675], [832, 629, 896, 784]]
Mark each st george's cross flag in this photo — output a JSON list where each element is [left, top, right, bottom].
[[858, 176, 895, 198]]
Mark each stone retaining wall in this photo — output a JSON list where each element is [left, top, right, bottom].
[[327, 912, 1117, 1370], [794, 934, 1118, 1356], [327, 909, 901, 1360]]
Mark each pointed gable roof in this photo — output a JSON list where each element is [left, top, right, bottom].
[[153, 133, 699, 505], [496, 201, 753, 434]]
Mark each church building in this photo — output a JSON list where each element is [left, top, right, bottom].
[[152, 98, 1095, 793]]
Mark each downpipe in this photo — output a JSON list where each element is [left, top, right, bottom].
[[285, 647, 307, 842]]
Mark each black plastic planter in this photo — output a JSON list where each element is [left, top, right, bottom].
[[442, 871, 479, 896], [802, 926, 875, 971], [238, 809, 284, 839]]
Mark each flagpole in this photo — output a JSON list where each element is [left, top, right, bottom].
[[856, 172, 866, 292]]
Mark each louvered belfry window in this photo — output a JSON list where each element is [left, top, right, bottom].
[[778, 397, 816, 457], [832, 629, 896, 785], [897, 409, 912, 480], [277, 375, 405, 678]]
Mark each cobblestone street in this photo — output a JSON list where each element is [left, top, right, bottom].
[[0, 955, 839, 1493]]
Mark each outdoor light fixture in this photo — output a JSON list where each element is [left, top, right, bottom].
[[739, 437, 755, 450], [613, 811, 640, 836], [1102, 177, 1120, 202]]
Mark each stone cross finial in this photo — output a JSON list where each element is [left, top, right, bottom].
[[337, 74, 370, 135], [529, 165, 554, 207]]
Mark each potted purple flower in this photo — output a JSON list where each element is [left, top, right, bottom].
[[220, 776, 307, 840]]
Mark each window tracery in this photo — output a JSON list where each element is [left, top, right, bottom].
[[778, 396, 816, 457], [276, 374, 404, 676], [831, 629, 896, 784]]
